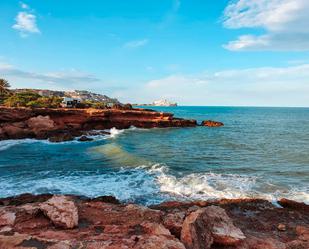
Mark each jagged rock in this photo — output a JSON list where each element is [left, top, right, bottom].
[[163, 211, 186, 238], [39, 195, 78, 229], [78, 135, 94, 142], [48, 132, 74, 143], [181, 206, 245, 249], [0, 107, 197, 141], [201, 120, 224, 127], [181, 208, 213, 249]]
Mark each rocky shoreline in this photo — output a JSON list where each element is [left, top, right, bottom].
[[0, 107, 197, 142], [0, 194, 308, 249]]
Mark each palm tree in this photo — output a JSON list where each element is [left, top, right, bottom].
[[0, 78, 11, 95]]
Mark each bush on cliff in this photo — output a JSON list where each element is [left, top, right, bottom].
[[26, 96, 62, 108], [4, 92, 62, 108]]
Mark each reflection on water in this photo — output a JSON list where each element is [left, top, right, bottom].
[[0, 107, 308, 205]]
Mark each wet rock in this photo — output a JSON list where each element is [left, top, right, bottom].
[[181, 206, 245, 249], [279, 198, 309, 212], [78, 135, 94, 142], [39, 195, 78, 229], [201, 120, 224, 127], [48, 132, 74, 143]]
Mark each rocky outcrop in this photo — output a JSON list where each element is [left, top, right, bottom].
[[201, 120, 224, 127], [39, 195, 78, 229], [0, 195, 308, 249], [0, 107, 197, 141]]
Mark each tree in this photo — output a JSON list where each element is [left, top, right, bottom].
[[4, 91, 41, 107], [0, 79, 10, 95]]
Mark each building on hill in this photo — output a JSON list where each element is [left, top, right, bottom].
[[152, 99, 178, 107]]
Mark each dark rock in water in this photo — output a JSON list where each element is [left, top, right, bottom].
[[78, 136, 93, 142], [86, 130, 111, 136], [201, 120, 224, 127], [48, 133, 74, 143]]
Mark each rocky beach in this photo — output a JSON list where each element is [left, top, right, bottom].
[[0, 194, 308, 249]]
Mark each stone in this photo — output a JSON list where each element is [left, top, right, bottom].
[[201, 120, 224, 127], [78, 135, 94, 142], [48, 132, 74, 143], [134, 235, 186, 249], [39, 195, 78, 229], [181, 206, 245, 249], [277, 223, 286, 231], [27, 115, 55, 131], [0, 209, 16, 226], [181, 208, 213, 249]]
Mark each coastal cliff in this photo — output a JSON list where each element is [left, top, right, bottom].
[[0, 107, 197, 141], [0, 194, 308, 249]]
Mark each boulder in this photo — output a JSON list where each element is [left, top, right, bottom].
[[0, 208, 16, 226], [201, 120, 224, 127], [181, 206, 245, 249], [181, 208, 213, 249], [48, 132, 74, 143], [39, 195, 78, 229], [78, 135, 94, 142], [27, 115, 55, 131]]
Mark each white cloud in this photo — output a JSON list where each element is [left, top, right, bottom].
[[223, 0, 309, 51], [13, 2, 40, 37], [0, 63, 100, 90], [114, 65, 309, 107], [123, 39, 149, 49], [20, 2, 29, 9]]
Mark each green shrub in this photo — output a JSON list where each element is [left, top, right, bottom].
[[4, 92, 62, 108]]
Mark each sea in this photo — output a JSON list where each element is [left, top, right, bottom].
[[0, 106, 308, 205]]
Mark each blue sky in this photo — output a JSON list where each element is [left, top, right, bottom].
[[1, 0, 309, 106]]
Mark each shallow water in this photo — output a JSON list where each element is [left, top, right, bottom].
[[0, 106, 308, 205]]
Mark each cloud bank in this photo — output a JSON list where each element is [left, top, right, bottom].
[[223, 0, 309, 51]]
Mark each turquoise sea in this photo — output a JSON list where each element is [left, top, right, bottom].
[[0, 106, 308, 205]]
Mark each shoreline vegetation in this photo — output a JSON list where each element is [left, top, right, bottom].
[[0, 193, 308, 248]]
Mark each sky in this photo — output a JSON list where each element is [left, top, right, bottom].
[[0, 0, 309, 107]]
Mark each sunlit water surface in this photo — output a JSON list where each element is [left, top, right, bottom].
[[0, 106, 308, 205]]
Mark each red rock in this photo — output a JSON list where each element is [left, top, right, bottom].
[[0, 209, 16, 227], [181, 208, 213, 249], [134, 235, 186, 249], [26, 115, 55, 131], [0, 107, 197, 141], [201, 120, 224, 127], [163, 212, 186, 238], [181, 206, 245, 249], [39, 195, 78, 229]]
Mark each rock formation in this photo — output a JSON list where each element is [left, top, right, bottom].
[[201, 120, 224, 127], [0, 194, 308, 249], [0, 107, 197, 141]]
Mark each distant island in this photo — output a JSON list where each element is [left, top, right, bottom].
[[133, 99, 178, 107]]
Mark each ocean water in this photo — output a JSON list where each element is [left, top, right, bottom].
[[0, 106, 308, 205]]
